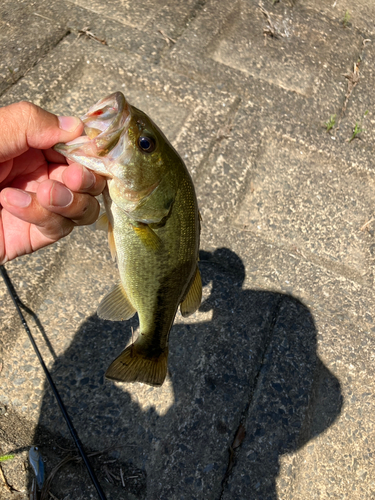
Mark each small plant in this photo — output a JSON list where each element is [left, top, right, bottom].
[[0, 454, 14, 462], [349, 122, 363, 142], [342, 10, 350, 27], [325, 114, 336, 132], [349, 110, 368, 142], [7, 67, 16, 84]]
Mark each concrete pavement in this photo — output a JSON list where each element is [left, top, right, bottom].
[[0, 1, 375, 498]]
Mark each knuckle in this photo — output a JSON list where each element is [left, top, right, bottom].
[[12, 101, 40, 133], [14, 101, 37, 120]]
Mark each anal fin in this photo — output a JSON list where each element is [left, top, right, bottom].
[[97, 283, 136, 321], [106, 345, 168, 386], [180, 266, 202, 317]]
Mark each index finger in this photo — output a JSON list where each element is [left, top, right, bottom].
[[0, 101, 84, 162]]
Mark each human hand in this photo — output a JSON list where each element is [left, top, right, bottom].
[[0, 101, 107, 264]]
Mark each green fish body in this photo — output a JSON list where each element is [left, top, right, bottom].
[[54, 92, 201, 386]]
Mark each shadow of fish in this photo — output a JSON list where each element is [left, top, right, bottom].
[[54, 92, 201, 386]]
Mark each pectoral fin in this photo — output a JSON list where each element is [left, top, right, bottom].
[[108, 223, 116, 261], [97, 283, 136, 321], [95, 213, 116, 260], [132, 223, 161, 251], [180, 266, 202, 317], [96, 213, 108, 231]]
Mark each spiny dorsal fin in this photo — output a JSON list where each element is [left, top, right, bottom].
[[105, 345, 168, 386], [180, 266, 202, 317], [132, 223, 161, 251], [97, 283, 136, 321]]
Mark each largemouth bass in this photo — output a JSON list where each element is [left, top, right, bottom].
[[54, 92, 201, 386]]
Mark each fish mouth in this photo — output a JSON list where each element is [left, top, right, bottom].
[[54, 92, 132, 174]]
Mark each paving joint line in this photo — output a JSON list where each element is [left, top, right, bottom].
[[193, 95, 242, 185], [218, 295, 285, 499], [0, 29, 71, 100], [338, 36, 372, 121], [230, 225, 374, 289]]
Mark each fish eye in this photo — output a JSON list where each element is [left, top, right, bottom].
[[138, 136, 156, 153]]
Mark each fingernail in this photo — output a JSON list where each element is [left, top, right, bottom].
[[81, 168, 96, 190], [50, 182, 73, 207], [5, 189, 32, 208], [58, 116, 81, 133]]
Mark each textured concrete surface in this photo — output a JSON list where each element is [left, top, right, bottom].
[[0, 0, 375, 499]]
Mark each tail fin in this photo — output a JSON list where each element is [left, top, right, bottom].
[[105, 345, 168, 387]]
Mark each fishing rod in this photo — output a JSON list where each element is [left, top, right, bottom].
[[0, 265, 107, 500]]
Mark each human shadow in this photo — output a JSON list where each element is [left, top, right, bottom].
[[31, 248, 342, 499]]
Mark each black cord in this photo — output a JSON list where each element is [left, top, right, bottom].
[[0, 265, 107, 500]]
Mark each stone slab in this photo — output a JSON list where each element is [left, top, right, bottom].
[[200, 228, 375, 498], [0, 240, 72, 353], [221, 298, 342, 499], [302, 0, 375, 35], [275, 314, 375, 500], [162, 0, 364, 125], [338, 37, 375, 153], [0, 0, 206, 99], [207, 2, 359, 97], [0, 0, 68, 96], [223, 305, 375, 500], [192, 95, 375, 288], [235, 134, 375, 282]]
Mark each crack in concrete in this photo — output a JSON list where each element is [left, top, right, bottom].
[[0, 29, 71, 100], [338, 37, 372, 120], [193, 95, 242, 186], [218, 295, 284, 499], [156, 0, 208, 62]]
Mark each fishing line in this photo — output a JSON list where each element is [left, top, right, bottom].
[[0, 265, 107, 500]]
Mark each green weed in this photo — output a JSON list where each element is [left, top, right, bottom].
[[342, 10, 350, 27], [325, 114, 336, 132], [349, 110, 369, 142]]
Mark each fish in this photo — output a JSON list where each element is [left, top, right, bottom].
[[54, 92, 202, 386]]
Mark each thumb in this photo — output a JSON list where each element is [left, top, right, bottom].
[[0, 101, 84, 162]]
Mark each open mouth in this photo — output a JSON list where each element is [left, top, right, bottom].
[[54, 92, 131, 163]]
